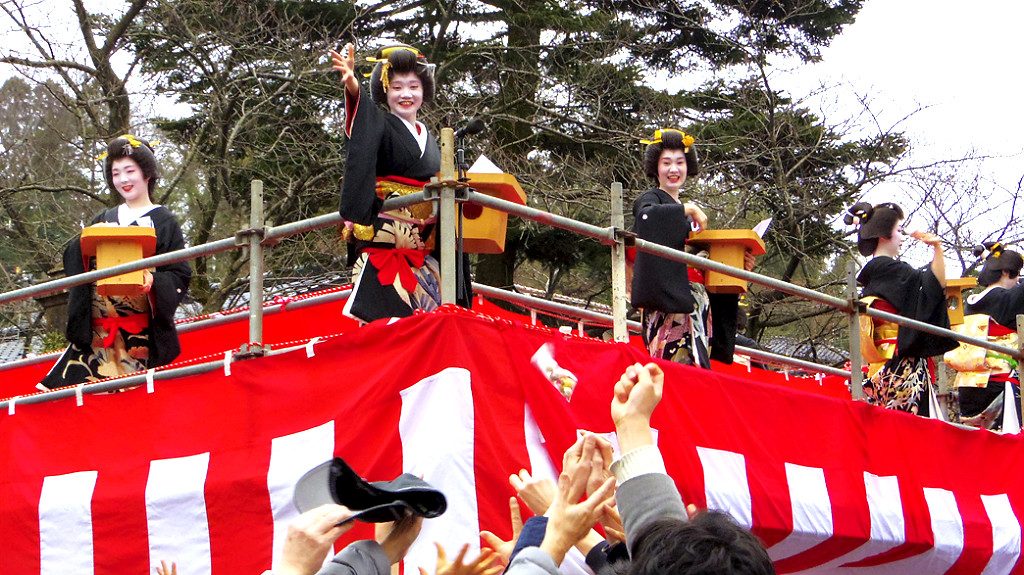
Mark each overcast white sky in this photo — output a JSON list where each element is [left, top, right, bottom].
[[4, 0, 1022, 208], [774, 0, 1024, 198]]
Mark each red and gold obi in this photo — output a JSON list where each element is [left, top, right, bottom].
[[859, 296, 899, 377], [944, 314, 1019, 388], [341, 175, 435, 243]]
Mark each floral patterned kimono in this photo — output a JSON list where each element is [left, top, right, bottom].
[[340, 84, 470, 323]]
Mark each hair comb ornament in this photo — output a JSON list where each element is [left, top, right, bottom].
[[843, 202, 873, 227], [640, 128, 696, 152], [95, 134, 147, 163], [973, 241, 1005, 259], [366, 44, 430, 94]]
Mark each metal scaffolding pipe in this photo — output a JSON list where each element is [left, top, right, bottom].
[[0, 288, 354, 373], [466, 191, 615, 244], [0, 193, 422, 309], [472, 283, 621, 326], [0, 237, 237, 307], [472, 283, 850, 377], [0, 341, 314, 410]]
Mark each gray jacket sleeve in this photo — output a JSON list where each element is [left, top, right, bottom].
[[616, 472, 688, 553], [504, 546, 562, 575], [316, 540, 391, 575]]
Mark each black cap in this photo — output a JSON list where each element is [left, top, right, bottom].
[[293, 457, 447, 524]]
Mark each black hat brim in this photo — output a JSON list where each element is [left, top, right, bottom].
[[293, 458, 447, 522]]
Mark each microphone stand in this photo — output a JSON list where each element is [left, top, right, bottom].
[[454, 136, 469, 305]]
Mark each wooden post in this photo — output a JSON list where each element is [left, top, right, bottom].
[[847, 260, 864, 399], [610, 182, 628, 343], [241, 179, 266, 357], [439, 128, 457, 304]]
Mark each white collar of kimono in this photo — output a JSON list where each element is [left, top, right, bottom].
[[394, 113, 427, 157], [117, 203, 160, 226]]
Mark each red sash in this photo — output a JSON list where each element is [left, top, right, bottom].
[[364, 248, 429, 291], [92, 314, 150, 347]]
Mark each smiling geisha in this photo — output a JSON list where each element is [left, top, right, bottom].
[[39, 135, 191, 390], [331, 43, 471, 323]]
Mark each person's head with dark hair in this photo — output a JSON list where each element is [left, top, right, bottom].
[[625, 511, 774, 575], [642, 128, 699, 195], [643, 129, 699, 180], [368, 44, 435, 123], [975, 241, 1024, 287], [102, 134, 159, 206], [845, 201, 904, 257]]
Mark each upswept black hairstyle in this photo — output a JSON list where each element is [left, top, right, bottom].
[[975, 241, 1024, 287], [643, 129, 699, 183], [368, 45, 435, 107], [623, 512, 775, 575], [103, 135, 159, 198], [846, 201, 904, 257]]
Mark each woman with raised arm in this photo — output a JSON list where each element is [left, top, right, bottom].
[[630, 129, 754, 369], [39, 135, 191, 390], [850, 201, 957, 416], [330, 42, 470, 323]]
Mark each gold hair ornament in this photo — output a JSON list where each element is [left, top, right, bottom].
[[366, 45, 424, 94], [95, 134, 149, 162], [640, 128, 696, 152]]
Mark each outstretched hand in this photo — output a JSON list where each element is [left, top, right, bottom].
[[421, 542, 503, 575], [479, 496, 523, 567], [910, 230, 942, 247], [539, 440, 616, 565], [155, 560, 177, 575], [278, 504, 355, 575], [611, 362, 664, 427], [329, 42, 359, 97], [509, 468, 556, 515]]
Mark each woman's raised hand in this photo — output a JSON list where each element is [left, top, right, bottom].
[[329, 43, 359, 97]]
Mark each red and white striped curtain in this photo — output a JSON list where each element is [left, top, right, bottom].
[[1, 308, 1022, 574]]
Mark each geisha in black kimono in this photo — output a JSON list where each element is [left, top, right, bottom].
[[330, 43, 470, 323], [39, 136, 191, 390], [630, 129, 755, 368], [849, 202, 957, 416], [953, 242, 1023, 427]]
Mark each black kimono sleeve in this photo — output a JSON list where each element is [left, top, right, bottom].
[[858, 256, 958, 358], [630, 188, 695, 313], [965, 283, 1024, 329], [340, 85, 386, 226], [147, 207, 192, 366]]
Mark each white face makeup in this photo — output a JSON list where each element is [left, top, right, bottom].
[[657, 149, 688, 195], [386, 71, 424, 123], [110, 157, 150, 207]]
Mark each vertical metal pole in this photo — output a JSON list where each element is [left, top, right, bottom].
[[610, 182, 628, 343], [847, 259, 864, 398], [439, 128, 457, 305], [1016, 314, 1024, 422], [247, 180, 265, 352]]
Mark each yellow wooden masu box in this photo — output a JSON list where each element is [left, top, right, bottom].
[[80, 226, 157, 296]]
